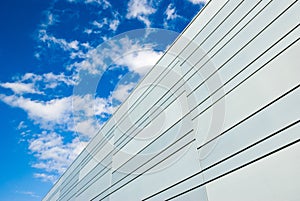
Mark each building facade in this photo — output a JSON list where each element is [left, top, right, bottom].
[[43, 0, 300, 200]]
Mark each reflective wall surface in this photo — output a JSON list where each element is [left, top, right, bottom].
[[43, 0, 300, 200]]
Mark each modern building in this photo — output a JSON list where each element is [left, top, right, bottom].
[[43, 0, 300, 200]]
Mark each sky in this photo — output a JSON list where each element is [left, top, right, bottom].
[[0, 0, 206, 200]]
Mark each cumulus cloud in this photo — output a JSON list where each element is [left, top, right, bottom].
[[20, 73, 42, 82], [0, 91, 120, 181], [7, 1, 167, 184], [73, 118, 99, 137], [115, 47, 163, 76], [34, 173, 58, 183], [0, 82, 43, 95], [70, 47, 106, 74], [126, 0, 156, 27], [5, 19, 163, 186], [29, 132, 86, 175], [0, 91, 117, 136], [0, 94, 72, 129], [71, 94, 116, 137], [110, 82, 136, 103], [29, 132, 87, 183], [23, 93, 122, 182], [0, 0, 206, 186], [1, 37, 162, 181], [71, 37, 163, 76]]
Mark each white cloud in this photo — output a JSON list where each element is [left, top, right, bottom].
[[89, 17, 120, 33], [67, 0, 112, 7], [73, 119, 99, 137], [71, 37, 163, 76], [0, 94, 72, 129], [40, 10, 59, 29], [38, 29, 80, 52], [84, 28, 93, 35], [110, 82, 136, 102], [16, 191, 40, 198], [46, 13, 55, 25], [2, 35, 163, 184], [0, 82, 43, 94], [22, 95, 122, 180], [165, 4, 178, 20], [21, 73, 43, 82], [92, 19, 107, 29], [0, 92, 117, 136], [34, 173, 57, 183], [70, 47, 106, 74], [17, 121, 27, 130], [85, 0, 111, 9], [71, 94, 114, 137], [29, 132, 87, 179], [126, 0, 156, 17], [188, 0, 208, 4], [109, 19, 120, 31], [81, 42, 92, 50], [72, 94, 114, 117], [42, 72, 78, 88], [115, 45, 163, 76], [68, 40, 79, 50], [126, 0, 156, 27], [18, 72, 77, 89]]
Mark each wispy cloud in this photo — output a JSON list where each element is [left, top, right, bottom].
[[187, 0, 208, 5], [165, 4, 178, 21], [85, 13, 120, 35], [84, 0, 111, 9], [109, 19, 120, 31], [33, 173, 58, 183], [41, 11, 59, 28], [38, 29, 80, 53], [16, 191, 40, 198], [16, 72, 77, 90], [17, 121, 27, 130], [42, 72, 78, 88], [92, 19, 108, 29]]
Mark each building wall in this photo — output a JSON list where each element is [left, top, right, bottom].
[[43, 0, 300, 200]]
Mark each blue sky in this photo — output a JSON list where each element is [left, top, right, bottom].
[[0, 0, 206, 200]]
